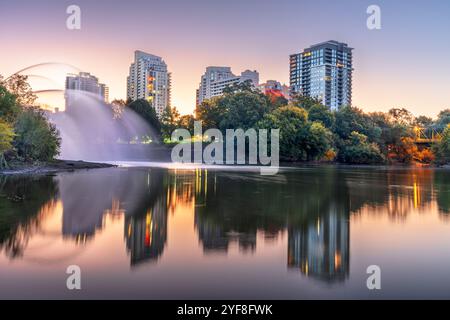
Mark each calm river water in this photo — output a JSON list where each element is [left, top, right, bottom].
[[1, 165, 450, 299]]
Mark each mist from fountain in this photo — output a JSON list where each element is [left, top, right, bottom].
[[49, 90, 163, 162], [11, 62, 168, 164]]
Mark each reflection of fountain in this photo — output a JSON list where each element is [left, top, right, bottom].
[[58, 168, 164, 240], [4, 165, 450, 282], [0, 198, 89, 264], [0, 200, 58, 259], [0, 168, 171, 265]]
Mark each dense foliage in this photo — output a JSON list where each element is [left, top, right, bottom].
[[127, 99, 161, 139], [339, 131, 384, 164], [13, 108, 61, 161], [0, 75, 61, 168], [257, 106, 333, 161], [191, 86, 448, 165], [2, 73, 450, 167], [433, 125, 450, 164]]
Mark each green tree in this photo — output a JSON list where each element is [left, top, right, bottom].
[[435, 109, 450, 131], [370, 112, 409, 154], [290, 94, 322, 111], [196, 91, 270, 132], [195, 97, 226, 130], [258, 106, 309, 160], [0, 74, 36, 106], [433, 124, 450, 164], [0, 85, 20, 123], [13, 108, 60, 161], [340, 131, 384, 164], [161, 106, 180, 140], [388, 108, 415, 126], [334, 106, 381, 142], [308, 104, 335, 128], [218, 91, 270, 131], [415, 115, 433, 128], [257, 106, 332, 161], [306, 121, 333, 161], [0, 119, 15, 168], [127, 99, 161, 142], [222, 80, 258, 94], [178, 114, 195, 135]]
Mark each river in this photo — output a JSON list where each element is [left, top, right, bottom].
[[1, 165, 450, 299]]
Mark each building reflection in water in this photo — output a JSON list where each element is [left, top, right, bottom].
[[288, 205, 350, 282], [124, 169, 195, 266], [193, 167, 351, 283], [124, 198, 167, 266], [194, 169, 257, 254], [195, 220, 257, 254], [4, 166, 450, 284]]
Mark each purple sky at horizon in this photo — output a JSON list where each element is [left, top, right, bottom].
[[1, 0, 450, 116]]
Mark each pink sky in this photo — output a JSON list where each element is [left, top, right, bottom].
[[1, 0, 449, 116]]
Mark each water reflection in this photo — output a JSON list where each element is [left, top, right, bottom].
[[0, 175, 58, 258], [124, 197, 168, 266], [1, 166, 450, 295], [288, 207, 350, 282]]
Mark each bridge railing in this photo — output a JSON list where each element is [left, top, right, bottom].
[[413, 127, 442, 143]]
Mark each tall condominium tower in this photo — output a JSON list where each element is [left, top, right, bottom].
[[65, 72, 109, 110], [196, 67, 259, 105], [126, 50, 171, 116], [290, 41, 353, 110]]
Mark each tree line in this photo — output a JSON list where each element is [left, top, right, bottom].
[[158, 81, 450, 165], [0, 75, 60, 168], [2, 75, 450, 167]]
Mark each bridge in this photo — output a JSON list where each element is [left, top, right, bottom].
[[413, 127, 442, 145]]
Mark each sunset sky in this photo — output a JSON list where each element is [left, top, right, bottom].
[[1, 0, 450, 116]]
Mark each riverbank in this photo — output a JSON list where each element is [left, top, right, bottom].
[[0, 160, 116, 175], [2, 158, 447, 176]]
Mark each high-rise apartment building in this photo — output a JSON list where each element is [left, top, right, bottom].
[[65, 72, 109, 110], [290, 40, 353, 110], [100, 84, 109, 103], [196, 67, 259, 105], [126, 50, 171, 116]]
